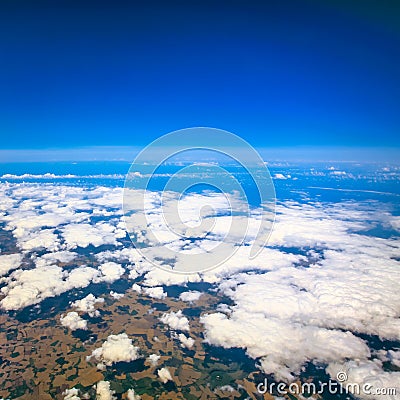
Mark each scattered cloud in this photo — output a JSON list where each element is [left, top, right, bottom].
[[126, 388, 141, 400], [200, 201, 400, 382], [147, 353, 161, 367], [71, 293, 104, 317], [62, 223, 125, 249], [95, 262, 125, 283], [132, 284, 142, 293], [0, 264, 100, 310], [63, 387, 81, 400], [0, 181, 399, 390], [89, 333, 140, 367], [60, 312, 88, 331], [273, 173, 288, 180], [157, 367, 173, 383], [95, 380, 115, 400], [143, 286, 166, 300], [0, 253, 22, 277], [159, 310, 190, 331], [176, 333, 195, 349], [110, 291, 124, 300], [179, 290, 202, 303], [326, 360, 400, 400]]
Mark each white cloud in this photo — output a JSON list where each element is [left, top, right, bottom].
[[147, 353, 160, 367], [202, 310, 370, 382], [39, 250, 77, 264], [63, 388, 80, 400], [0, 264, 100, 311], [159, 310, 190, 331], [132, 284, 142, 293], [1, 264, 65, 310], [71, 294, 104, 317], [110, 291, 124, 300], [326, 360, 400, 400], [0, 253, 22, 277], [176, 333, 194, 349], [60, 312, 88, 331], [2, 173, 75, 179], [95, 381, 115, 400], [388, 350, 400, 368], [143, 286, 166, 300], [217, 385, 235, 393], [123, 189, 265, 273], [19, 229, 61, 252], [179, 290, 202, 303], [1, 173, 125, 180], [126, 389, 141, 400], [95, 262, 125, 283], [1, 182, 399, 390], [62, 223, 124, 249], [142, 268, 201, 287], [66, 266, 100, 289], [157, 367, 173, 383], [89, 333, 140, 367], [200, 201, 400, 383]]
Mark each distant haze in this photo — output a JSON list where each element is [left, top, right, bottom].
[[0, 146, 399, 163]]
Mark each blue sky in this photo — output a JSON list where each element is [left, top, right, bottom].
[[0, 0, 399, 152]]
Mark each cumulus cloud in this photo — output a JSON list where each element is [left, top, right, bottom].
[[131, 283, 142, 293], [1, 264, 65, 310], [18, 229, 61, 252], [71, 293, 104, 317], [123, 189, 265, 273], [0, 185, 93, 252], [217, 385, 235, 393], [202, 310, 370, 382], [66, 266, 100, 289], [200, 201, 400, 382], [95, 381, 115, 400], [126, 389, 141, 400], [159, 310, 190, 331], [0, 264, 100, 310], [143, 286, 166, 300], [89, 333, 140, 367], [60, 312, 88, 331], [110, 291, 124, 300], [142, 268, 201, 287], [147, 353, 161, 367], [63, 388, 80, 400], [1, 181, 399, 390], [273, 173, 288, 180], [62, 223, 125, 249], [0, 253, 22, 277], [176, 333, 195, 349], [95, 262, 125, 283], [388, 350, 400, 368], [326, 360, 400, 400], [157, 367, 173, 383], [39, 250, 77, 264], [179, 290, 202, 303]]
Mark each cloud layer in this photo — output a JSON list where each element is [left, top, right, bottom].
[[0, 181, 399, 395]]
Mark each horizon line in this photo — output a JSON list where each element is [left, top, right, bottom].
[[0, 145, 399, 163]]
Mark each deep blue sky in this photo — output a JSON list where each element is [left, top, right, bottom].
[[1, 0, 399, 150]]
